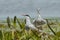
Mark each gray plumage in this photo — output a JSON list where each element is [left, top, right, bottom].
[[33, 8, 46, 30]]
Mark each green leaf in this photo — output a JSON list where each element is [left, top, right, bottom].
[[0, 31, 2, 40], [56, 31, 60, 37], [14, 16, 17, 24], [7, 16, 11, 28], [13, 16, 17, 27], [17, 19, 23, 29]]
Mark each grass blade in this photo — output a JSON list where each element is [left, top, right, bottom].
[[46, 19, 56, 35], [7, 17, 11, 28]]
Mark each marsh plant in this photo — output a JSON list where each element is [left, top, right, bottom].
[[0, 16, 60, 40]]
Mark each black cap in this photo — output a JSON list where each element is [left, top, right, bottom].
[[24, 14, 30, 17]]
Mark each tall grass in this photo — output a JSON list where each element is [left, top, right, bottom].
[[0, 16, 60, 40]]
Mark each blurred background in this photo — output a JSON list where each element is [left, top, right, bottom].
[[0, 0, 60, 19]]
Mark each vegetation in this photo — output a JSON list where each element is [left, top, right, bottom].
[[0, 16, 60, 40]]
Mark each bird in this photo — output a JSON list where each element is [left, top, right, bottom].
[[23, 14, 43, 32], [33, 8, 46, 30]]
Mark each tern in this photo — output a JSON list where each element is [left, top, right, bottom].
[[33, 8, 46, 30], [23, 14, 43, 32]]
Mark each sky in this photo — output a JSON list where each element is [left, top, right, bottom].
[[0, 0, 60, 18]]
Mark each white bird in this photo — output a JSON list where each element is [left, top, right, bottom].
[[23, 14, 43, 32], [33, 8, 46, 30]]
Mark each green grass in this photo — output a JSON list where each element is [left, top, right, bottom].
[[0, 16, 60, 40]]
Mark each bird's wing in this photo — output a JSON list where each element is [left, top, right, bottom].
[[29, 24, 43, 33], [32, 19, 35, 23], [29, 24, 37, 30], [26, 23, 43, 33]]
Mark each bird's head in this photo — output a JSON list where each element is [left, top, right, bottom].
[[22, 14, 30, 18], [22, 14, 31, 24], [22, 14, 31, 21]]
